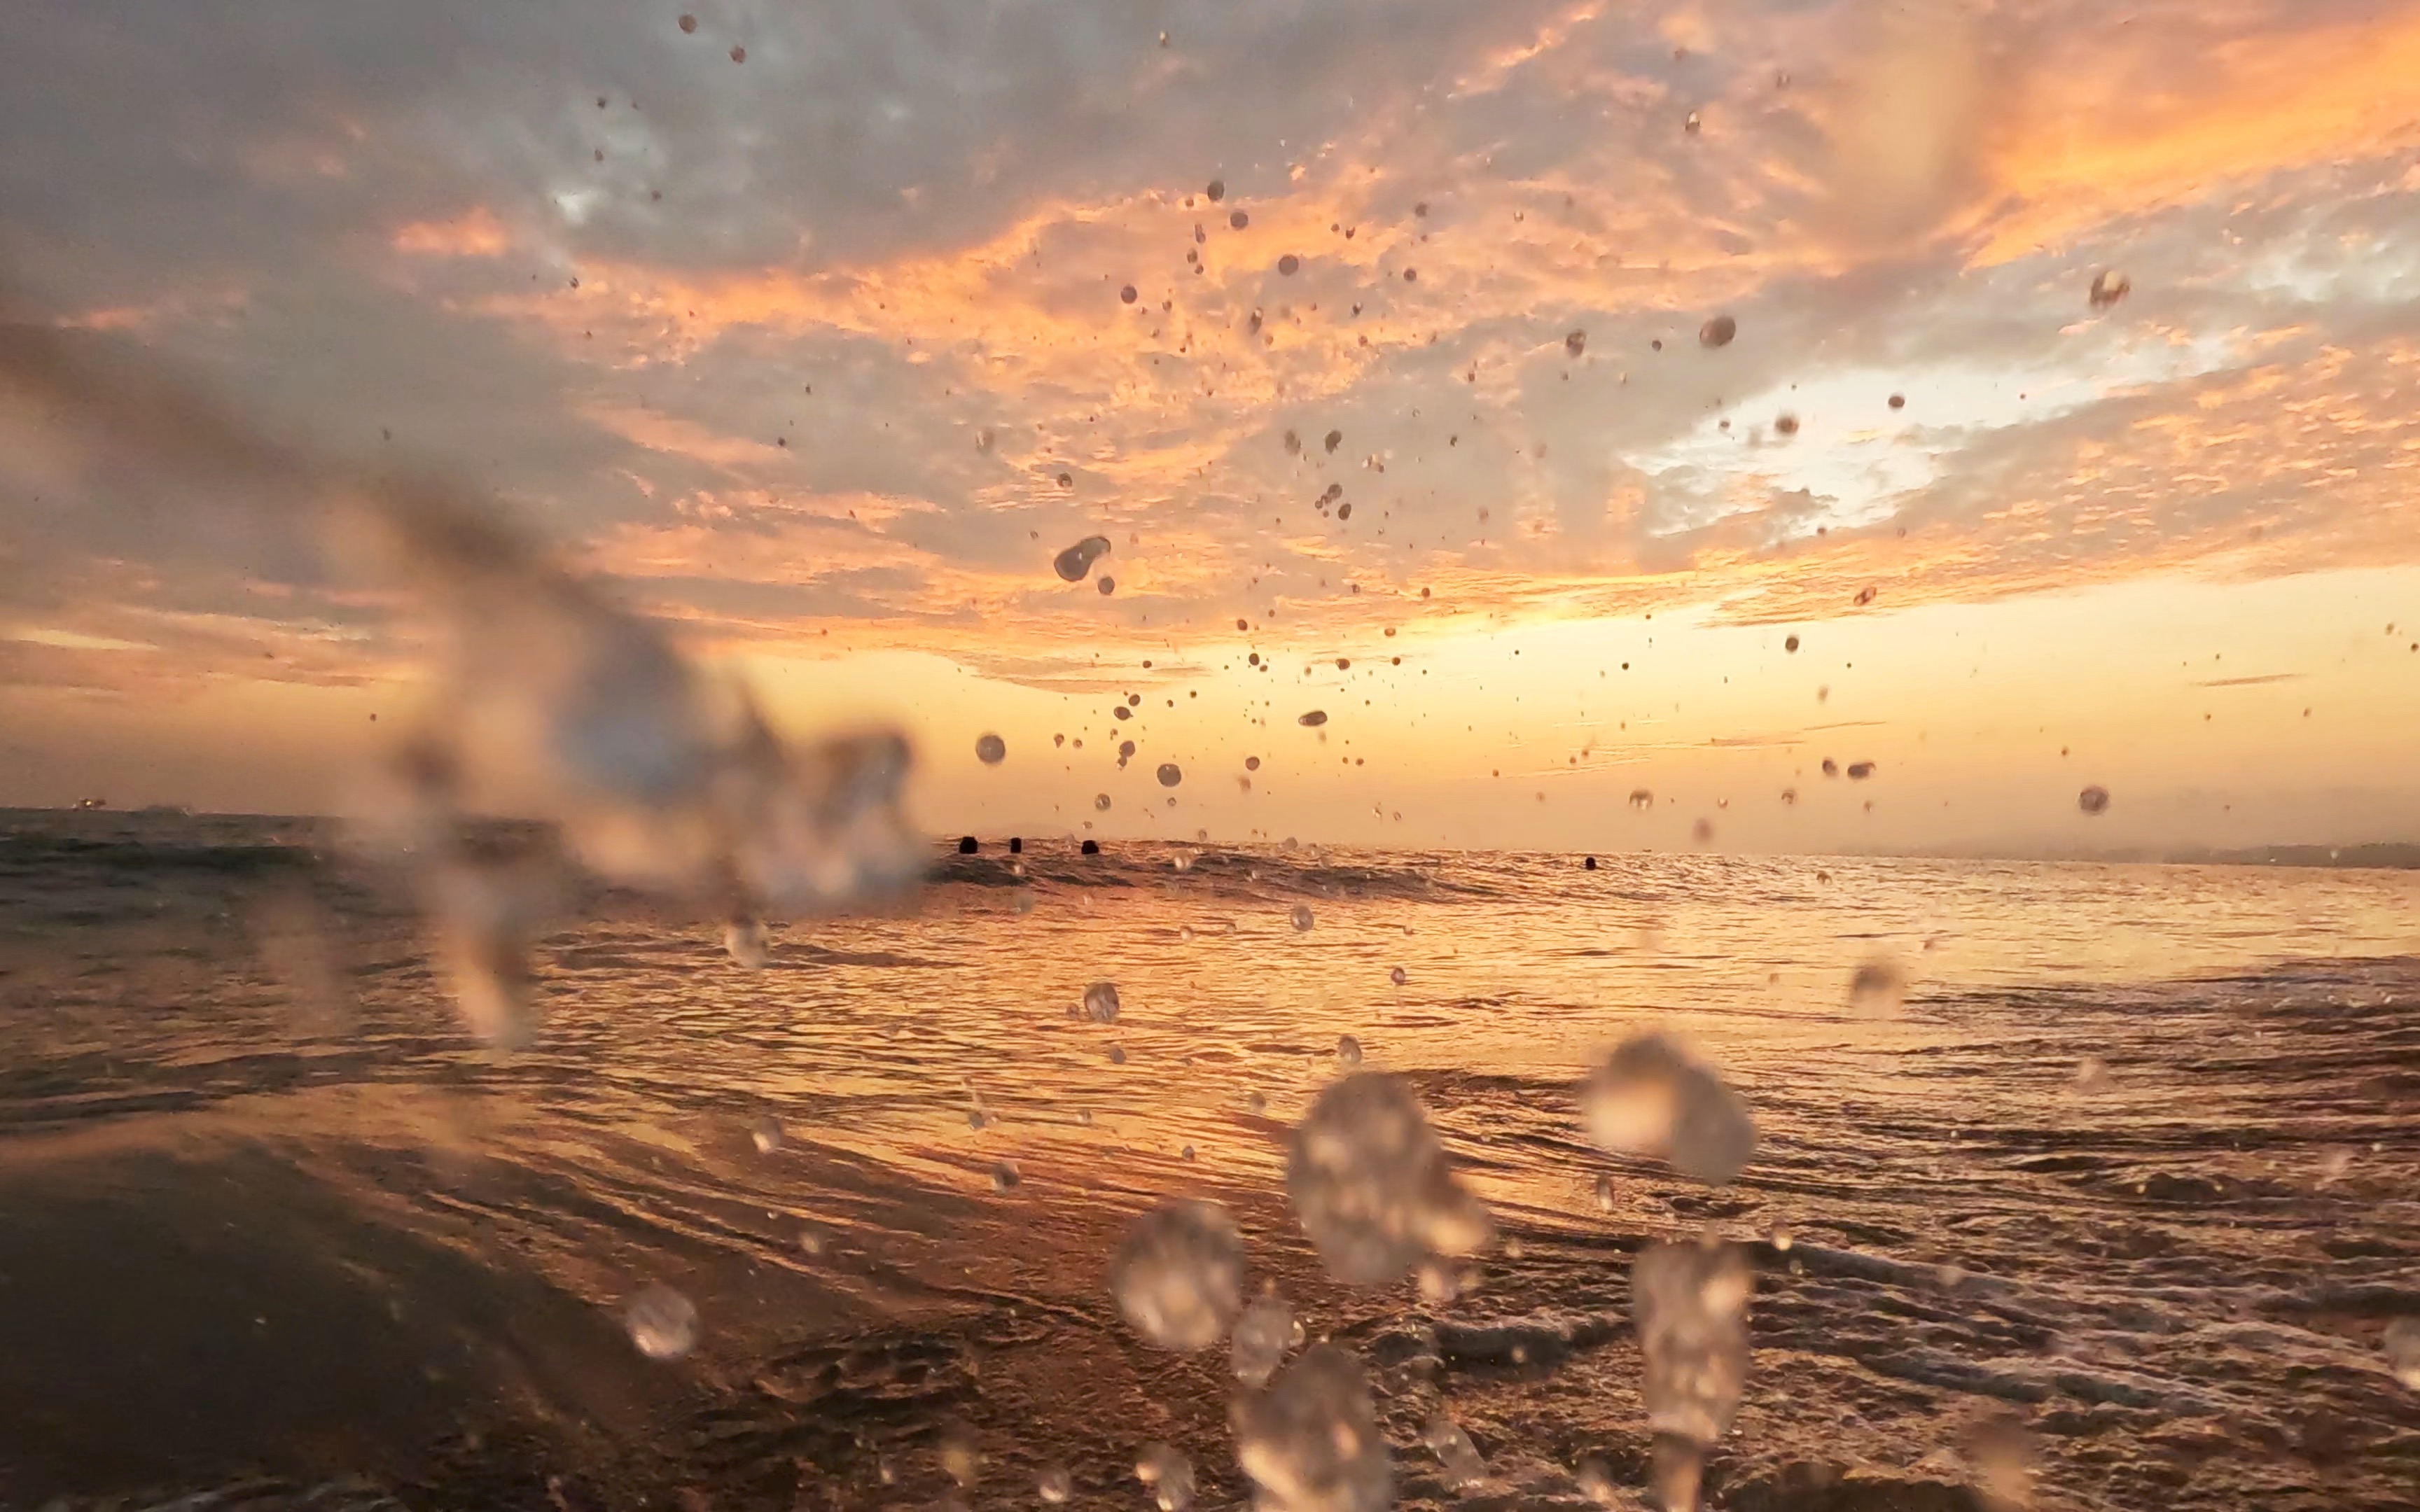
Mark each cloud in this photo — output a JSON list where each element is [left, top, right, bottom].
[[6, 0, 2420, 763]]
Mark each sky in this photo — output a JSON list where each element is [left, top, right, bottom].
[[1, 0, 2417, 855]]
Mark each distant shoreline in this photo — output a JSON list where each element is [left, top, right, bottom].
[[4, 806, 2414, 872]]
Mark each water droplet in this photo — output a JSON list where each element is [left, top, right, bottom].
[[728, 44, 745, 62], [1286, 1072, 1492, 1284], [1120, 284, 1139, 304], [1231, 1294, 1299, 1385], [1389, 966, 1407, 987], [1846, 761, 1875, 780], [1774, 412, 1800, 436], [1157, 762, 1184, 788], [1783, 634, 1800, 652], [1565, 329, 1587, 358], [1207, 179, 1226, 202], [2078, 784, 2112, 816], [1233, 1345, 1391, 1512], [939, 1419, 982, 1488], [1096, 793, 1113, 811], [1628, 788, 1654, 811], [1246, 1089, 1269, 1115], [1054, 536, 1112, 582], [1576, 1455, 1620, 1506], [723, 917, 771, 968], [1084, 981, 1121, 1023], [1245, 755, 1262, 771], [1136, 1443, 1195, 1512], [1698, 314, 1737, 348], [1038, 1466, 1074, 1504], [1324, 429, 1343, 454], [624, 1283, 699, 1359], [678, 13, 698, 32], [749, 1114, 784, 1155], [1298, 710, 1329, 727], [1277, 253, 1301, 276], [1423, 1410, 1488, 1491], [1337, 1034, 1363, 1067], [1848, 959, 1907, 1017], [1593, 1172, 1616, 1212], [1098, 575, 1116, 596], [2089, 270, 2130, 309], [1291, 903, 1315, 932], [992, 1161, 1022, 1191], [1582, 1033, 1758, 1184], [2385, 1317, 2420, 1389], [975, 732, 1007, 764], [1231, 209, 1251, 230], [1108, 1044, 1127, 1065], [1111, 1200, 1246, 1351]]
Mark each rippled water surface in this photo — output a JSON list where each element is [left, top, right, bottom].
[[1, 810, 2416, 1510]]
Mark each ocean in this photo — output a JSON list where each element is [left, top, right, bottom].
[[1, 807, 2415, 1511]]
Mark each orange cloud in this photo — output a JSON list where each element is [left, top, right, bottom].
[[583, 402, 793, 472], [1968, 7, 2420, 261], [391, 206, 510, 258]]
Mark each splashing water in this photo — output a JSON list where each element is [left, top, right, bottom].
[[1634, 1241, 1752, 1510], [1286, 1072, 1493, 1284], [1581, 1032, 1758, 1185], [1232, 1344, 1392, 1512], [1110, 1201, 1247, 1352], [0, 313, 924, 1045]]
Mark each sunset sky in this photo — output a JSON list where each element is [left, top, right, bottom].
[[2, 0, 2416, 854]]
